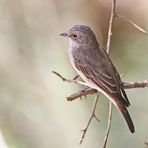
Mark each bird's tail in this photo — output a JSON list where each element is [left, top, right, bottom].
[[116, 103, 135, 133]]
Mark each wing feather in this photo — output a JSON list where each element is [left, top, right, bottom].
[[73, 49, 129, 107]]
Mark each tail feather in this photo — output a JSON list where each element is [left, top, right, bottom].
[[99, 88, 135, 133], [121, 88, 131, 106], [117, 105, 135, 133]]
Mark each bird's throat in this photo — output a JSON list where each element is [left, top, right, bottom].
[[68, 38, 80, 49]]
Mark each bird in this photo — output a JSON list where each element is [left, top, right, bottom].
[[60, 25, 135, 133]]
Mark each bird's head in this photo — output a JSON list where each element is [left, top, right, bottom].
[[60, 25, 98, 47]]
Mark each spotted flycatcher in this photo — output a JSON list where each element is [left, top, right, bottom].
[[60, 25, 135, 133]]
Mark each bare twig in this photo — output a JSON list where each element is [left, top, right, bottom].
[[103, 0, 116, 147], [102, 102, 113, 148], [116, 14, 148, 36], [52, 71, 88, 87], [79, 93, 100, 144], [66, 80, 148, 101], [67, 87, 97, 101], [106, 0, 116, 53], [123, 80, 148, 88]]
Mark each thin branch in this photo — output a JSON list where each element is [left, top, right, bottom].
[[52, 70, 148, 100], [66, 80, 148, 101], [102, 102, 113, 148], [79, 93, 100, 144], [116, 14, 148, 36], [106, 0, 116, 53], [52, 71, 88, 87], [103, 0, 116, 147], [67, 87, 97, 101], [123, 80, 148, 89]]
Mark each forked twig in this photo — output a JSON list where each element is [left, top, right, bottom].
[[52, 71, 88, 87], [80, 93, 100, 144]]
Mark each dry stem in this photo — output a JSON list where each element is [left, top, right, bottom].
[[66, 80, 148, 101], [102, 102, 113, 148], [103, 0, 116, 146], [116, 14, 148, 36], [79, 93, 100, 144]]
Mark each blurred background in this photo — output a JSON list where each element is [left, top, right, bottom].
[[0, 0, 148, 148]]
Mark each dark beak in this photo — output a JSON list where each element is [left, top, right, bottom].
[[59, 32, 68, 37]]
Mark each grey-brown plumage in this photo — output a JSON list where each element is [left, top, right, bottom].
[[60, 25, 135, 133]]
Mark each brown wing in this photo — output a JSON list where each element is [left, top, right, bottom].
[[114, 72, 130, 105], [73, 48, 130, 107]]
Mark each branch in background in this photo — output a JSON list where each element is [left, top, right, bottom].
[[116, 14, 148, 36]]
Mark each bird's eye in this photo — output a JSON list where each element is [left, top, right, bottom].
[[72, 34, 77, 38]]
